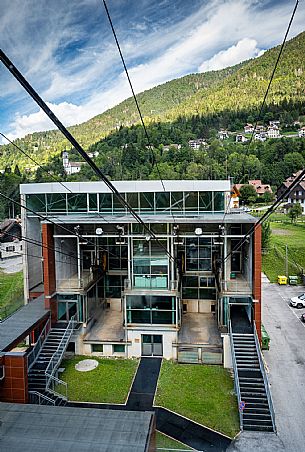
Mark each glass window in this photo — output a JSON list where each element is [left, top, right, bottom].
[[26, 194, 46, 213], [214, 192, 225, 211], [99, 193, 112, 212], [152, 310, 175, 324], [185, 192, 198, 211], [126, 295, 176, 325], [91, 344, 103, 352], [67, 193, 87, 212], [171, 192, 184, 211], [133, 240, 168, 289], [155, 192, 170, 211], [113, 344, 125, 353], [183, 276, 198, 287], [113, 193, 125, 211], [182, 287, 198, 299], [199, 192, 213, 211], [127, 310, 150, 323], [89, 194, 98, 211], [127, 193, 139, 209], [46, 193, 67, 212], [140, 192, 154, 211]]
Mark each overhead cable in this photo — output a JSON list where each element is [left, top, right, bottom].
[[0, 49, 174, 262]]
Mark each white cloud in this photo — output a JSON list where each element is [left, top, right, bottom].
[[2, 0, 305, 141], [7, 101, 91, 141], [198, 38, 265, 72]]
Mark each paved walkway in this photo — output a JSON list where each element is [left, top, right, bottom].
[[127, 357, 162, 411]]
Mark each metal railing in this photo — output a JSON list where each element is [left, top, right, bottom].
[[45, 315, 76, 400], [27, 315, 51, 370], [29, 390, 55, 406], [253, 322, 276, 432], [229, 320, 243, 431]]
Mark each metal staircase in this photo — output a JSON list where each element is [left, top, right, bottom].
[[229, 321, 276, 432], [28, 317, 76, 406]]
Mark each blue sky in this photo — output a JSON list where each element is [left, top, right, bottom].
[[0, 0, 304, 142]]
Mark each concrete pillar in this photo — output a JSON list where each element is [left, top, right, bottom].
[[252, 224, 262, 342]]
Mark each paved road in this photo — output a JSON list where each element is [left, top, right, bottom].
[[0, 256, 23, 273], [262, 281, 305, 452]]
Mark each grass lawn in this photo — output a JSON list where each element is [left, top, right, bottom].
[[262, 222, 305, 282], [0, 270, 24, 318], [156, 431, 192, 450], [155, 361, 239, 438], [60, 356, 138, 404]]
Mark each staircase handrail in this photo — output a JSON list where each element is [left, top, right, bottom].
[[45, 315, 76, 398], [229, 320, 243, 431], [27, 314, 51, 371], [29, 390, 55, 405], [45, 373, 67, 400], [253, 322, 276, 432]]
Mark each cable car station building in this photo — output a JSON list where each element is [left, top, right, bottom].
[[20, 180, 262, 362]]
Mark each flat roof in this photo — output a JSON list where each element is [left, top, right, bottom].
[[40, 212, 257, 224], [0, 296, 48, 352], [0, 403, 154, 452], [20, 179, 231, 194]]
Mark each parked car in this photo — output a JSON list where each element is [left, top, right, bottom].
[[290, 293, 305, 308], [301, 313, 305, 323]]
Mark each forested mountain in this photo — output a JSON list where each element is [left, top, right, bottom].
[[1, 31, 305, 171]]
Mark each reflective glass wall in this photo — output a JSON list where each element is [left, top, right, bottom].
[[126, 294, 176, 324], [132, 240, 168, 289], [26, 190, 226, 216]]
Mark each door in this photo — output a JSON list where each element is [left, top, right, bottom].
[[142, 334, 163, 356]]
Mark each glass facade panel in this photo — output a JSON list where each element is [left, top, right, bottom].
[[89, 194, 98, 211], [152, 310, 175, 324], [182, 276, 216, 300], [185, 192, 198, 211], [171, 192, 184, 211], [105, 275, 125, 298], [140, 193, 154, 211], [67, 193, 87, 212], [214, 191, 225, 211], [155, 192, 170, 211], [99, 193, 112, 212], [113, 193, 125, 211], [133, 240, 168, 289], [199, 192, 213, 211], [126, 295, 176, 325], [26, 194, 46, 213], [127, 193, 139, 209], [46, 193, 67, 212]]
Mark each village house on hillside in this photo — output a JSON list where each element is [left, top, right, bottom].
[[277, 170, 305, 214], [267, 125, 280, 139], [0, 218, 22, 259], [244, 123, 254, 134], [188, 139, 207, 149], [163, 143, 182, 151], [218, 129, 229, 140], [298, 126, 305, 138], [62, 151, 85, 175], [235, 134, 248, 143], [234, 180, 272, 198]]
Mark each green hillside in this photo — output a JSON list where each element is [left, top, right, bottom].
[[1, 31, 305, 170]]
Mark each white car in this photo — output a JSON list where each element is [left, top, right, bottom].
[[290, 293, 305, 308]]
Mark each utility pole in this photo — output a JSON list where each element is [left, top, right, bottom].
[[285, 244, 288, 277]]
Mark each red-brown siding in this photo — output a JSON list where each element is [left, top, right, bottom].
[[0, 353, 28, 403]]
